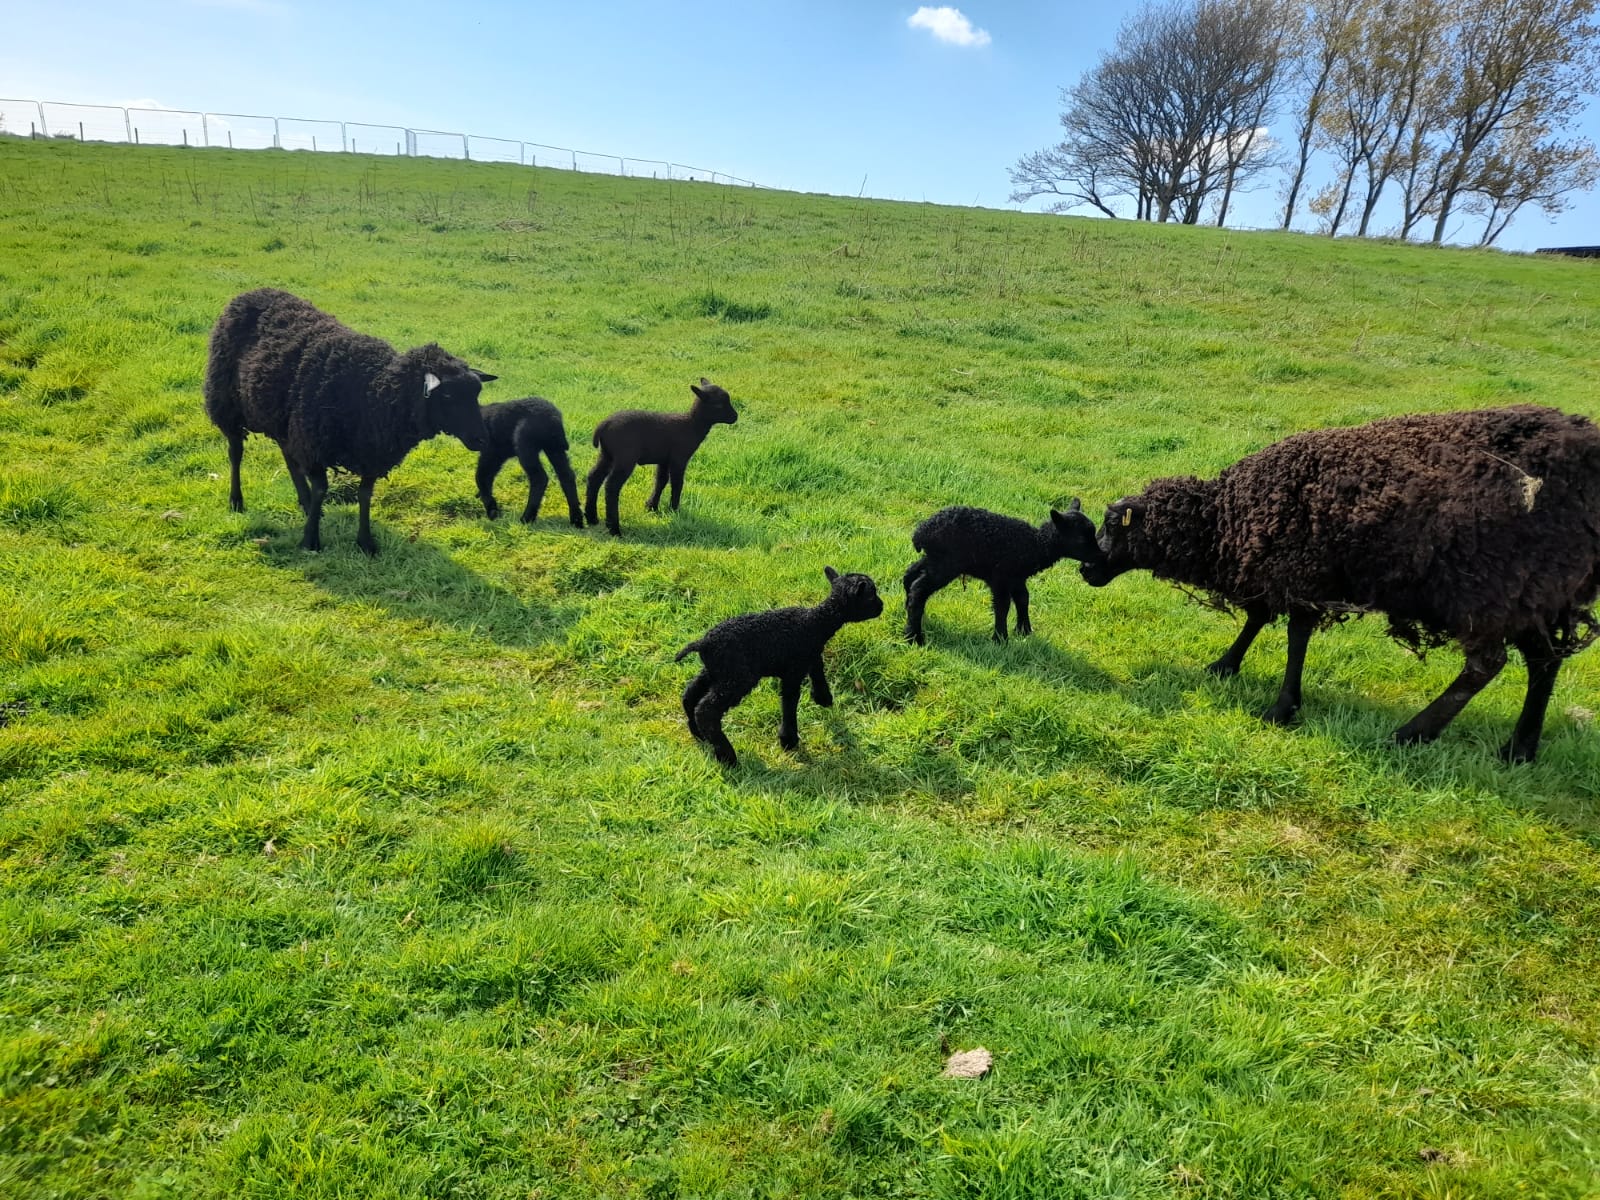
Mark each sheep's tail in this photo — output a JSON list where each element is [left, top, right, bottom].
[[674, 640, 704, 663]]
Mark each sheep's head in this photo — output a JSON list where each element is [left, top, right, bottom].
[[1045, 498, 1102, 565], [1080, 497, 1147, 587], [411, 347, 495, 451], [690, 378, 738, 426], [823, 566, 885, 623]]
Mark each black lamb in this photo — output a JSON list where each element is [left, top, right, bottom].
[[476, 397, 584, 527], [203, 287, 496, 556], [1077, 404, 1600, 763], [903, 501, 1101, 644], [585, 377, 737, 536], [675, 567, 885, 766]]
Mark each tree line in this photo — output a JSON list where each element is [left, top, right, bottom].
[[1010, 0, 1600, 245]]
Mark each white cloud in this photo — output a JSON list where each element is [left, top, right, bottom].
[[907, 6, 991, 48]]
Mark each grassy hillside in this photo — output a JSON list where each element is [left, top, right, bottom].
[[2, 137, 1598, 1199]]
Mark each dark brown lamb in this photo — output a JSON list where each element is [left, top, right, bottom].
[[1077, 404, 1600, 762], [204, 288, 495, 556], [477, 396, 585, 527], [585, 377, 737, 535]]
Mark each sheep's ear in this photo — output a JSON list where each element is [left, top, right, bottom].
[[690, 382, 706, 399], [824, 566, 840, 583], [1068, 496, 1082, 513], [424, 372, 442, 396], [471, 370, 498, 383], [700, 376, 713, 387]]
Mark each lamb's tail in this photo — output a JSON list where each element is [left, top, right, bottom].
[[674, 640, 704, 663]]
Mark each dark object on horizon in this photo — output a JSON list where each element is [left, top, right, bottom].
[[585, 377, 737, 536], [204, 287, 495, 556], [477, 396, 584, 527], [903, 502, 1100, 644], [1535, 246, 1600, 258], [1078, 404, 1600, 764], [676, 567, 884, 766]]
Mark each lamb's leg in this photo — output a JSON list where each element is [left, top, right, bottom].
[[548, 448, 585, 528], [300, 466, 329, 552], [1207, 605, 1272, 678], [668, 462, 685, 511], [355, 476, 378, 557], [682, 670, 712, 740], [694, 680, 752, 767], [1502, 633, 1561, 764], [280, 446, 312, 513], [809, 656, 833, 707], [518, 453, 550, 524], [1393, 642, 1507, 747], [904, 563, 955, 645], [988, 581, 1011, 642], [1012, 580, 1032, 636], [476, 448, 510, 519], [645, 464, 669, 513], [778, 672, 805, 751], [1260, 609, 1315, 725], [603, 460, 636, 536], [584, 447, 612, 527], [226, 432, 246, 513]]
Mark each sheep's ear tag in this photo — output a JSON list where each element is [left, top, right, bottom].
[[1121, 509, 1133, 527], [424, 372, 441, 396]]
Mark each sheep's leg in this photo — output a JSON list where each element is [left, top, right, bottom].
[[355, 476, 379, 557], [226, 433, 246, 513], [987, 581, 1011, 642], [300, 466, 329, 553], [603, 460, 635, 536], [1012, 580, 1032, 636], [1503, 632, 1561, 764], [694, 680, 753, 766], [476, 448, 510, 519], [778, 673, 805, 751], [548, 448, 585, 528], [518, 454, 550, 524], [668, 462, 685, 511], [1208, 605, 1272, 678], [904, 563, 955, 645], [809, 656, 833, 707], [1260, 609, 1315, 725], [1393, 643, 1508, 747], [644, 464, 669, 513], [584, 447, 613, 527], [682, 670, 712, 740], [280, 446, 312, 513]]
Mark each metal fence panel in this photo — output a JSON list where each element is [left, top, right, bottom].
[[2, 95, 764, 188]]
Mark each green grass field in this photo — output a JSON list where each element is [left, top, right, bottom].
[[2, 136, 1598, 1199]]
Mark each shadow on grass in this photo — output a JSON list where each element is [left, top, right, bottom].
[[252, 521, 578, 648], [930, 625, 1122, 694], [598, 508, 752, 549]]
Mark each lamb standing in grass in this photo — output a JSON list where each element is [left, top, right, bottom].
[[204, 287, 495, 556], [903, 501, 1101, 644], [476, 396, 585, 527], [676, 567, 884, 766], [586, 378, 737, 536]]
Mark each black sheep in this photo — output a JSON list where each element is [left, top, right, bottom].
[[204, 288, 495, 556], [675, 567, 884, 766], [903, 501, 1101, 644], [585, 377, 737, 536], [1078, 404, 1600, 762], [476, 397, 584, 527]]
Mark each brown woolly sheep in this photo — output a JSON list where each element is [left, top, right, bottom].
[[585, 378, 737, 536], [1077, 404, 1600, 763]]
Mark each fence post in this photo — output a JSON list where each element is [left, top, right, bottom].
[[462, 132, 469, 159], [341, 122, 347, 152], [520, 142, 525, 166], [571, 150, 577, 170], [123, 108, 131, 143], [273, 117, 280, 149], [201, 113, 209, 147], [34, 100, 45, 135]]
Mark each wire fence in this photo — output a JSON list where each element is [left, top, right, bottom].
[[0, 97, 763, 188]]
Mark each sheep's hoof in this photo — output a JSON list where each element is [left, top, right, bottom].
[[1206, 658, 1240, 678], [300, 537, 321, 552], [714, 748, 738, 767], [569, 514, 586, 529], [905, 629, 925, 646], [1498, 739, 1537, 765], [645, 502, 659, 513], [607, 526, 622, 537], [229, 497, 245, 514], [813, 694, 833, 708], [520, 512, 538, 524], [779, 735, 800, 752], [1260, 702, 1299, 726], [1391, 723, 1438, 746], [483, 505, 501, 520]]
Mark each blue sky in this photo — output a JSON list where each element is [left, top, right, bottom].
[[4, 0, 1598, 250]]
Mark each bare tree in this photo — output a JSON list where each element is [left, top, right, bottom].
[[1278, 0, 1361, 228], [1425, 0, 1600, 243], [1012, 0, 1288, 226], [1462, 128, 1600, 243]]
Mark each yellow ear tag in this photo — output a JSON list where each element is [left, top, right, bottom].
[[1121, 510, 1132, 527]]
